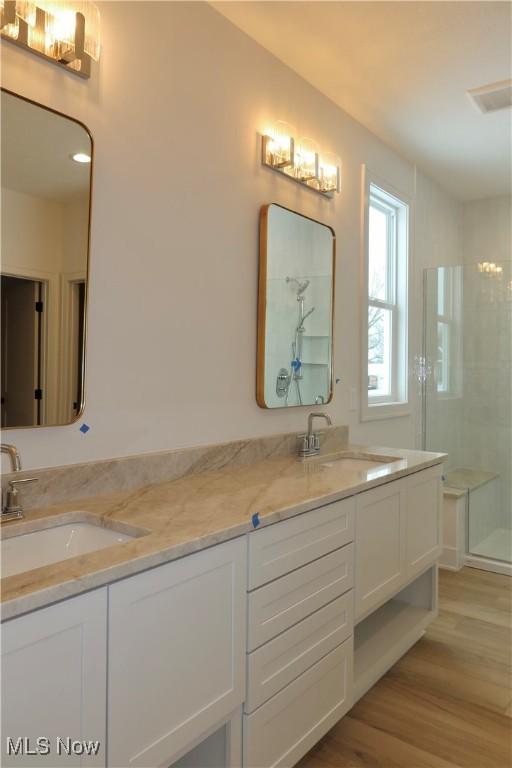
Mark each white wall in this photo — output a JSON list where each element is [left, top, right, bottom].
[[1, 1, 462, 470], [63, 196, 89, 275], [2, 188, 64, 274], [462, 197, 511, 265]]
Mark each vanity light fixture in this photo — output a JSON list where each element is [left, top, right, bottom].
[[0, 0, 100, 78], [71, 152, 91, 163], [261, 123, 340, 197], [295, 137, 319, 182], [262, 120, 295, 170], [318, 152, 341, 195]]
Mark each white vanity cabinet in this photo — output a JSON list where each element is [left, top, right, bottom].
[[353, 466, 442, 703], [405, 465, 443, 579], [354, 478, 407, 620], [107, 537, 246, 768], [1, 589, 107, 768], [355, 466, 442, 622], [0, 459, 443, 768]]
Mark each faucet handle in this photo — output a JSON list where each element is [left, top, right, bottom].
[[297, 434, 309, 449], [3, 477, 38, 518], [298, 433, 318, 457], [9, 477, 39, 489]]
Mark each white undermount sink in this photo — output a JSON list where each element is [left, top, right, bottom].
[[316, 452, 402, 472], [1, 520, 137, 579]]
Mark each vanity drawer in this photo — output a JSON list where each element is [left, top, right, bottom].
[[248, 496, 355, 590], [245, 590, 353, 713], [243, 639, 353, 768], [248, 544, 353, 651]]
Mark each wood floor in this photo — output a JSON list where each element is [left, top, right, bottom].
[[298, 567, 512, 768]]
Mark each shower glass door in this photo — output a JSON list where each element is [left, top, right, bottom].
[[423, 261, 512, 567]]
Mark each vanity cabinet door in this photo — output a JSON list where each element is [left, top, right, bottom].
[[355, 479, 407, 621], [1, 589, 107, 767], [406, 466, 442, 579], [108, 538, 246, 768]]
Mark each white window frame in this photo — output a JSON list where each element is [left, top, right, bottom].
[[361, 166, 411, 421]]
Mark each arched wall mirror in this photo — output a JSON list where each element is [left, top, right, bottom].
[[257, 204, 335, 408], [1, 89, 92, 428]]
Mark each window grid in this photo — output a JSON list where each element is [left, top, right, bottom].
[[368, 194, 399, 403], [365, 179, 409, 413]]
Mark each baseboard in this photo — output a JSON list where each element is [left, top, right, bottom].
[[465, 556, 511, 577], [439, 546, 464, 571]]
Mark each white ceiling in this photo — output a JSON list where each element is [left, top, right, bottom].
[[1, 91, 91, 203], [212, 1, 512, 201]]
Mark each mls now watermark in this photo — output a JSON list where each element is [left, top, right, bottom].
[[6, 737, 101, 758]]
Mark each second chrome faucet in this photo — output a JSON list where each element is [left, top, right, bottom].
[[298, 412, 332, 458], [1, 443, 38, 522]]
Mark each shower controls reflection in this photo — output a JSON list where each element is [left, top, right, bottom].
[[285, 275, 315, 406]]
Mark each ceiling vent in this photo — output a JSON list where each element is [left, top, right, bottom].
[[468, 79, 512, 113]]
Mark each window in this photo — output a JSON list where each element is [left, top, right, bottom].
[[435, 267, 462, 397], [362, 173, 409, 419]]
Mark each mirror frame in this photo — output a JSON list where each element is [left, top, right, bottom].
[[1, 87, 94, 429], [256, 203, 336, 409]]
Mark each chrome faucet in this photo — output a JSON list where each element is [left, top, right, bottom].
[[1, 444, 22, 472], [298, 413, 333, 458], [1, 443, 38, 522]]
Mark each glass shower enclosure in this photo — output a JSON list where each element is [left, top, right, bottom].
[[423, 261, 511, 572]]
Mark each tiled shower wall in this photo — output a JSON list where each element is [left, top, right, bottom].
[[461, 198, 511, 528]]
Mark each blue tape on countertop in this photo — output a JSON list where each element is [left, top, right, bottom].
[[79, 423, 90, 434], [251, 513, 260, 529]]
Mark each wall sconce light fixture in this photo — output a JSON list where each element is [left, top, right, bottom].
[[318, 152, 341, 195], [262, 120, 295, 170], [1, 0, 100, 78], [295, 137, 319, 182], [262, 122, 341, 197]]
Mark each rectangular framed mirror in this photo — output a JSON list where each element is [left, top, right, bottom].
[[1, 89, 92, 428], [257, 204, 335, 408]]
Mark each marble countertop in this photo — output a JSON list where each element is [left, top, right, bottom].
[[0, 445, 445, 620]]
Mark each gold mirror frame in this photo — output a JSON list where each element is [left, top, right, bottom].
[[1, 87, 94, 429], [256, 203, 336, 409]]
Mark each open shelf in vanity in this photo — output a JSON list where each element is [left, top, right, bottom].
[[353, 566, 438, 702]]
